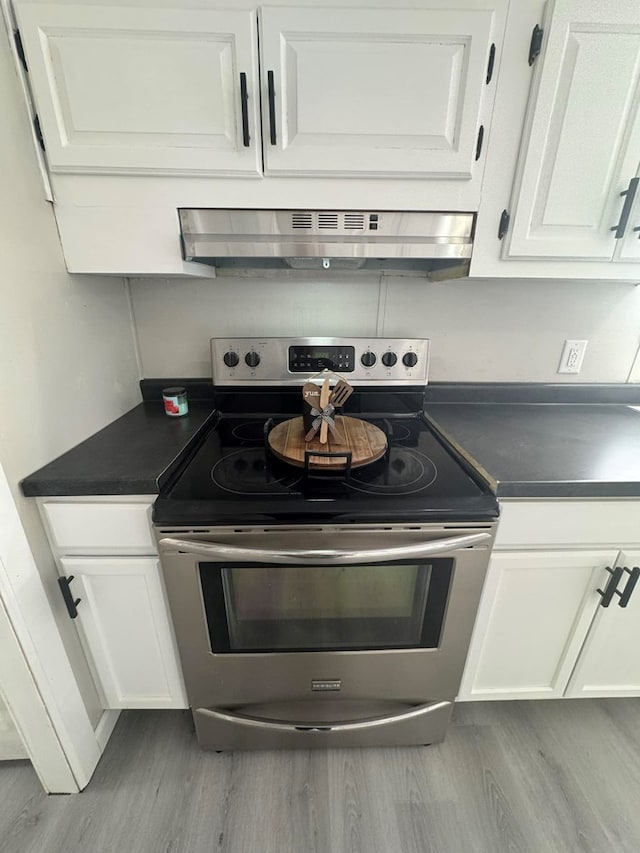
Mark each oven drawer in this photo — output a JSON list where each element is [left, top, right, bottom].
[[193, 699, 453, 750]]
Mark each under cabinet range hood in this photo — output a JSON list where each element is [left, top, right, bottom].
[[178, 209, 475, 273]]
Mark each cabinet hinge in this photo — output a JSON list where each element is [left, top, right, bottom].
[[33, 114, 46, 153], [486, 43, 496, 84], [475, 125, 485, 161], [498, 209, 510, 240], [13, 29, 28, 72], [528, 24, 544, 66], [57, 576, 81, 620]]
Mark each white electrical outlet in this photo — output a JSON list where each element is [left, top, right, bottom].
[[558, 339, 588, 374]]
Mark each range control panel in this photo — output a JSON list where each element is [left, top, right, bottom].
[[211, 337, 430, 386], [289, 344, 355, 373]]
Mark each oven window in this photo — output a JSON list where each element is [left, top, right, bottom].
[[199, 559, 453, 653]]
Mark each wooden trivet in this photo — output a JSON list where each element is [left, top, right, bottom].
[[268, 415, 387, 470]]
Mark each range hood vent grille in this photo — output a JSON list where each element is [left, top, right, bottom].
[[344, 213, 365, 230], [290, 212, 367, 231], [291, 212, 312, 229], [318, 212, 339, 229]]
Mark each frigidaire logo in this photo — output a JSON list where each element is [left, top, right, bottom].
[[311, 679, 341, 691]]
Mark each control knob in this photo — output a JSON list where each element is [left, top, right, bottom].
[[245, 351, 261, 368], [402, 352, 418, 368], [361, 351, 377, 368], [381, 352, 397, 367], [223, 351, 239, 368]]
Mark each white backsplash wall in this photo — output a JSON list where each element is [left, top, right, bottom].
[[381, 276, 640, 382], [130, 273, 640, 382], [130, 273, 383, 376]]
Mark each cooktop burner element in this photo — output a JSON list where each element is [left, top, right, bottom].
[[152, 336, 499, 525], [230, 422, 267, 443], [380, 422, 412, 443], [211, 448, 303, 495], [347, 447, 437, 495]]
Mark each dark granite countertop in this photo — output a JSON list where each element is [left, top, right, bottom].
[[20, 379, 640, 501], [21, 401, 215, 497], [425, 403, 640, 498]]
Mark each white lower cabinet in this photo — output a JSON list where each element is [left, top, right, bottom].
[[40, 497, 187, 710], [566, 549, 640, 698], [458, 550, 617, 700], [460, 499, 640, 702], [60, 556, 186, 709]]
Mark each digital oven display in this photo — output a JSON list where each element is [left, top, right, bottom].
[[288, 345, 355, 373]]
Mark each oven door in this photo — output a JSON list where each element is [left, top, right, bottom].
[[158, 525, 494, 711], [201, 558, 450, 654]]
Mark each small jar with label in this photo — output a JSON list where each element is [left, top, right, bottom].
[[162, 387, 188, 417]]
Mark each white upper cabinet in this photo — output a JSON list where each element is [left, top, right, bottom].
[[259, 5, 498, 178], [14, 1, 502, 182], [11, 0, 513, 273], [506, 0, 640, 261], [14, 4, 261, 175], [471, 0, 640, 279]]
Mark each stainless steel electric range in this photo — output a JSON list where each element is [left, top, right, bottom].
[[155, 337, 499, 751]]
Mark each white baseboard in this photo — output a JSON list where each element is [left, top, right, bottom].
[[95, 709, 121, 753], [0, 732, 29, 760]]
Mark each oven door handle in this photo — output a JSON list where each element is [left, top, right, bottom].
[[157, 532, 491, 564], [198, 700, 451, 733]]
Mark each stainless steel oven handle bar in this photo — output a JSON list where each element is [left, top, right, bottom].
[[198, 700, 450, 733], [158, 532, 491, 565]]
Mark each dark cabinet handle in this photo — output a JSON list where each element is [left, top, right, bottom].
[[616, 566, 640, 608], [267, 70, 277, 145], [239, 72, 250, 147], [58, 575, 81, 619], [597, 566, 624, 607], [611, 177, 639, 238], [633, 225, 640, 239]]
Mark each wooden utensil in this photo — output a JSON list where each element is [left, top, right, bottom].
[[319, 378, 330, 444], [302, 382, 321, 409], [330, 379, 353, 409], [302, 381, 321, 438]]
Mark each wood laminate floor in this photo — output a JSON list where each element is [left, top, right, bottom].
[[1, 699, 639, 853]]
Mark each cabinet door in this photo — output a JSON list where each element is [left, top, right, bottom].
[[458, 550, 618, 701], [506, 0, 640, 260], [567, 550, 640, 697], [259, 5, 497, 177], [60, 557, 186, 709], [15, 4, 261, 175]]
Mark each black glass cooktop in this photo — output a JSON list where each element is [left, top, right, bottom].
[[154, 409, 499, 525]]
